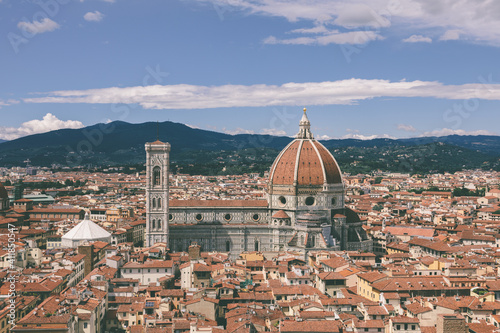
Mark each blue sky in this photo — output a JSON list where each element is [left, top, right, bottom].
[[1, 0, 500, 140]]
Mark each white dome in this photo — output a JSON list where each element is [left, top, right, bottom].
[[61, 213, 111, 247]]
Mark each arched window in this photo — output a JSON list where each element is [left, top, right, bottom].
[[152, 219, 156, 230], [158, 198, 161, 209], [226, 241, 231, 252], [153, 166, 161, 186], [152, 198, 156, 209], [254, 240, 259, 251], [157, 219, 161, 230]]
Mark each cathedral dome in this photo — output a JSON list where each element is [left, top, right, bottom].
[[268, 109, 342, 190]]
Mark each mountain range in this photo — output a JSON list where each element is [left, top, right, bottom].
[[0, 120, 499, 174]]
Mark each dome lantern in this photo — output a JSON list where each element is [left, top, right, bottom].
[[296, 107, 314, 139]]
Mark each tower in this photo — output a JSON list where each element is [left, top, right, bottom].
[[145, 139, 170, 247]]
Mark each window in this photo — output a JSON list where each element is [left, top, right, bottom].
[[195, 214, 203, 222], [331, 197, 336, 205], [396, 325, 401, 330], [224, 213, 232, 222], [153, 166, 161, 186], [169, 214, 174, 221], [305, 196, 315, 206], [279, 196, 286, 206], [158, 198, 161, 209], [252, 214, 260, 222], [364, 329, 369, 332], [84, 323, 88, 329], [152, 198, 156, 209], [411, 325, 416, 330]]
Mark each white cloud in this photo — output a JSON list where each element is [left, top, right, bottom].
[[0, 99, 20, 108], [186, 124, 200, 129], [223, 127, 290, 136], [316, 134, 333, 140], [402, 34, 432, 43], [397, 124, 417, 132], [265, 30, 383, 45], [260, 128, 288, 136], [341, 133, 396, 140], [223, 127, 255, 135], [440, 29, 461, 41], [289, 25, 329, 34], [332, 3, 390, 29], [84, 11, 104, 22], [17, 18, 60, 35], [23, 78, 500, 110], [194, 0, 500, 46], [419, 128, 497, 137], [0, 113, 84, 140]]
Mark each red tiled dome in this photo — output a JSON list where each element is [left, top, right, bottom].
[[269, 139, 342, 187], [268, 108, 343, 190]]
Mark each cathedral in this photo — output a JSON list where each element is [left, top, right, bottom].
[[145, 109, 372, 254]]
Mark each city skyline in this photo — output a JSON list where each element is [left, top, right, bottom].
[[1, 0, 500, 141]]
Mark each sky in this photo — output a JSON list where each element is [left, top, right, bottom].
[[1, 0, 500, 141]]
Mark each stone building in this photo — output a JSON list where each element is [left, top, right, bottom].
[[145, 109, 372, 255], [0, 183, 9, 212]]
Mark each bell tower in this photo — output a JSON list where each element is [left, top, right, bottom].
[[145, 138, 170, 247]]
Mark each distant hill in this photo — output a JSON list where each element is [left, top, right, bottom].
[[0, 120, 499, 174], [320, 135, 500, 155], [0, 139, 6, 144], [0, 121, 290, 167]]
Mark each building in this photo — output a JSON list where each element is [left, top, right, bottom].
[[145, 109, 372, 255], [61, 213, 112, 248], [0, 183, 9, 212], [145, 138, 170, 247]]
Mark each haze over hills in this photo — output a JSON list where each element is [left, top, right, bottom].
[[0, 120, 499, 174]]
